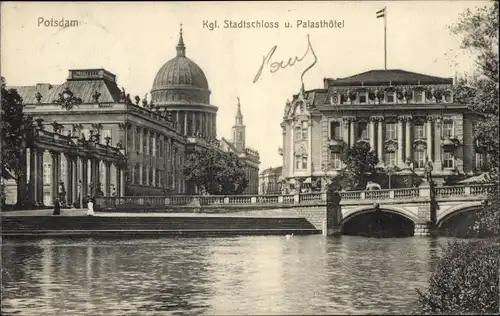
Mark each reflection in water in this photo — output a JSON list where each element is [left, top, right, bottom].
[[2, 236, 453, 315]]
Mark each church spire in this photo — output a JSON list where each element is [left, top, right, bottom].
[[232, 97, 246, 151], [176, 22, 186, 57], [236, 97, 243, 119]]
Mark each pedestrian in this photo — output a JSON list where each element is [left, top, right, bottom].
[[53, 198, 61, 215], [86, 196, 95, 216]]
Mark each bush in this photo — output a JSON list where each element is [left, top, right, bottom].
[[416, 240, 499, 314]]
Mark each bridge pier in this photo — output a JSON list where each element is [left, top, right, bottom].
[[323, 186, 342, 236], [414, 222, 438, 237]]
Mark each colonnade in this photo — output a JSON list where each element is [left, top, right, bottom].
[[340, 115, 444, 168], [171, 110, 217, 138], [25, 148, 125, 206]]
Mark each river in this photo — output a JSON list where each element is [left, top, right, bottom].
[[1, 235, 455, 315]]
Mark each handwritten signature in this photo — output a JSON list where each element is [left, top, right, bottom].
[[253, 34, 318, 84]]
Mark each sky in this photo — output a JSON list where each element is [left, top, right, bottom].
[[1, 1, 487, 171]]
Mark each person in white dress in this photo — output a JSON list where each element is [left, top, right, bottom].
[[86, 196, 95, 216]]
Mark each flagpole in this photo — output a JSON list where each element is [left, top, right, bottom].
[[384, 6, 387, 70]]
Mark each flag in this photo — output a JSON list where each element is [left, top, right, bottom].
[[376, 8, 385, 18]]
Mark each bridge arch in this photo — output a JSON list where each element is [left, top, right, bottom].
[[342, 205, 418, 226], [437, 201, 484, 228]]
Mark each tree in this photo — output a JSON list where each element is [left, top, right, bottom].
[[451, 0, 499, 178], [1, 77, 34, 206], [418, 3, 499, 314], [340, 142, 379, 190], [450, 1, 499, 234], [183, 147, 248, 195], [416, 240, 499, 314]]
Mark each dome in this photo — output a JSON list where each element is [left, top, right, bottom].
[[152, 57, 209, 90], [150, 27, 210, 105]]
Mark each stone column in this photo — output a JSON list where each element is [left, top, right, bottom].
[[397, 117, 404, 167], [135, 126, 140, 152], [307, 119, 312, 174], [290, 124, 295, 173], [184, 111, 188, 135], [50, 151, 60, 203], [176, 111, 180, 127], [71, 158, 78, 206], [120, 167, 125, 196], [29, 148, 37, 206], [115, 165, 121, 196], [36, 149, 44, 206], [104, 161, 111, 195], [369, 117, 376, 151], [405, 117, 412, 164], [65, 154, 73, 206], [434, 118, 442, 171], [145, 129, 150, 156], [426, 117, 433, 160], [192, 112, 196, 136], [152, 132, 157, 157], [81, 157, 88, 201], [349, 119, 356, 147], [377, 117, 384, 165]]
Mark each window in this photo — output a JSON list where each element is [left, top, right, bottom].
[[414, 90, 424, 103], [134, 164, 140, 184], [475, 153, 485, 170], [295, 156, 301, 170], [387, 92, 395, 103], [142, 165, 147, 185], [359, 93, 367, 104], [331, 153, 342, 169], [43, 163, 51, 184], [385, 152, 397, 166], [135, 129, 141, 152], [301, 121, 308, 141], [301, 156, 308, 169], [414, 124, 425, 139], [442, 121, 454, 138], [357, 122, 368, 139], [443, 152, 454, 169], [237, 132, 243, 141], [294, 127, 302, 141], [330, 121, 341, 139], [414, 151, 426, 169], [385, 123, 397, 139], [149, 135, 153, 156], [157, 140, 162, 158], [142, 133, 147, 154]]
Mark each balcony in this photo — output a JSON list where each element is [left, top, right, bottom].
[[328, 138, 345, 152]]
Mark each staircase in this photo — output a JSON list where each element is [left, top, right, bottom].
[[1, 216, 319, 237]]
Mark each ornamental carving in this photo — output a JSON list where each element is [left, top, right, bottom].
[[413, 139, 427, 151], [53, 87, 82, 110], [441, 137, 460, 151], [328, 138, 345, 152], [385, 139, 398, 152], [294, 145, 308, 157]]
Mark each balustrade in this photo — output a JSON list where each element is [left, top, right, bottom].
[[95, 184, 495, 210]]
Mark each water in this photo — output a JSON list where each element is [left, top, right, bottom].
[[1, 235, 453, 315]]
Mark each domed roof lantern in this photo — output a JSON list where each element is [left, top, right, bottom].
[[176, 23, 186, 57]]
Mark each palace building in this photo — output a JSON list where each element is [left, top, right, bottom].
[[4, 27, 260, 206], [280, 69, 485, 192]]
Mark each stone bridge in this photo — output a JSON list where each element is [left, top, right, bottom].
[[97, 184, 495, 236]]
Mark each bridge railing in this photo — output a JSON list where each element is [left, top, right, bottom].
[[95, 184, 496, 208]]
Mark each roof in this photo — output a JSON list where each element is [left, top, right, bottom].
[[9, 77, 122, 104], [220, 137, 241, 154], [324, 69, 453, 87]]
